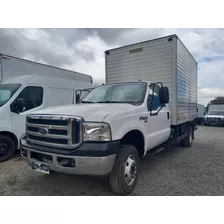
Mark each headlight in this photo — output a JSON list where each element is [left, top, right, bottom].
[[83, 122, 111, 141]]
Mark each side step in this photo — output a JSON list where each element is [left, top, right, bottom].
[[149, 147, 165, 155]]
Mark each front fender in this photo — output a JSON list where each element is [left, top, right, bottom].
[[0, 126, 14, 134], [110, 120, 147, 152]]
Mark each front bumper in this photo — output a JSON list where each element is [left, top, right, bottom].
[[20, 138, 119, 176], [204, 119, 224, 125]]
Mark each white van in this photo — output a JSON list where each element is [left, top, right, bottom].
[[0, 65, 95, 164], [0, 74, 94, 162], [0, 54, 93, 162]]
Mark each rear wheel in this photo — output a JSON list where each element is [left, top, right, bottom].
[[109, 145, 139, 195], [0, 135, 16, 162], [182, 125, 193, 148]]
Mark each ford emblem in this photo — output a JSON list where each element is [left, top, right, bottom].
[[38, 127, 48, 135]]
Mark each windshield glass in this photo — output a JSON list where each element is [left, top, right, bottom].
[[77, 88, 94, 101], [81, 82, 147, 104], [0, 84, 21, 107], [207, 110, 224, 115]]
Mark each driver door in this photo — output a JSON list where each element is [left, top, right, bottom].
[[10, 85, 44, 141], [145, 84, 171, 150]]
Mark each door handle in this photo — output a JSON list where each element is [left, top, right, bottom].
[[167, 112, 170, 120]]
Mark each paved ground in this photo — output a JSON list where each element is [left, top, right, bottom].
[[1, 125, 224, 196]]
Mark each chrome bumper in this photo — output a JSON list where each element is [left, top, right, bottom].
[[21, 146, 116, 176]]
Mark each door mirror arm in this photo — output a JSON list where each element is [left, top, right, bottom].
[[150, 104, 164, 116]]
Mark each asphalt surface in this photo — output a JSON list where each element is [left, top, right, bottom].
[[0, 125, 224, 196]]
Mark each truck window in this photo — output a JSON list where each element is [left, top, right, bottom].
[[111, 85, 144, 102], [147, 84, 161, 111], [76, 88, 94, 102], [0, 84, 21, 107], [13, 86, 43, 111], [82, 83, 146, 105], [207, 110, 224, 116]]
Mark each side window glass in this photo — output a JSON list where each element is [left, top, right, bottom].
[[147, 84, 161, 111], [14, 86, 43, 112]]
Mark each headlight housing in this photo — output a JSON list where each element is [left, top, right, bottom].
[[83, 122, 111, 141]]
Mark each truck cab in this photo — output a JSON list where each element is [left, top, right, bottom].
[[204, 110, 224, 126], [20, 35, 197, 195], [20, 81, 194, 195]]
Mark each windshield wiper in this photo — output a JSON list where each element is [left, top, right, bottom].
[[80, 100, 134, 104], [97, 101, 130, 104], [80, 101, 94, 103]]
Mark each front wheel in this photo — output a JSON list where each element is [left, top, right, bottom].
[[109, 145, 139, 195], [0, 135, 16, 162]]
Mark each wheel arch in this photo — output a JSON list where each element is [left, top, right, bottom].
[[0, 131, 18, 150], [120, 129, 145, 157]]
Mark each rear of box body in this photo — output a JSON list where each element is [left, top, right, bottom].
[[105, 35, 197, 125]]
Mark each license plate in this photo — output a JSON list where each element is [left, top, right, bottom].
[[30, 161, 50, 174]]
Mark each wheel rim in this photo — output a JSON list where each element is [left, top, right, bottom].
[[0, 142, 9, 156], [124, 154, 137, 186]]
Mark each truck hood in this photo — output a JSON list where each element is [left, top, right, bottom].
[[30, 103, 137, 121]]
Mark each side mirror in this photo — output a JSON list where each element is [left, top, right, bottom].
[[159, 86, 169, 104], [76, 93, 80, 103], [10, 98, 25, 114]]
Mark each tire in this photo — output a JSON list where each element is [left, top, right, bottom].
[[182, 125, 193, 148], [0, 135, 16, 162], [109, 145, 139, 195]]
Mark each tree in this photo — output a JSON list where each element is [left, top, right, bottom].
[[210, 96, 224, 105]]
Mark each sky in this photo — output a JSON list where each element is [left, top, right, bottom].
[[0, 28, 223, 105]]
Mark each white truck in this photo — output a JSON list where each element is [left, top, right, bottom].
[[0, 54, 93, 162], [20, 35, 198, 195], [196, 104, 205, 125], [204, 104, 224, 126]]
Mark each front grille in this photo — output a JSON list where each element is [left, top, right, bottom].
[[27, 117, 68, 126], [26, 115, 82, 149], [208, 117, 219, 122], [27, 134, 68, 145], [27, 126, 67, 136]]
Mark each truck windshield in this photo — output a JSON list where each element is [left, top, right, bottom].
[[81, 82, 147, 105], [0, 84, 21, 107], [76, 88, 94, 102], [207, 111, 224, 115]]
